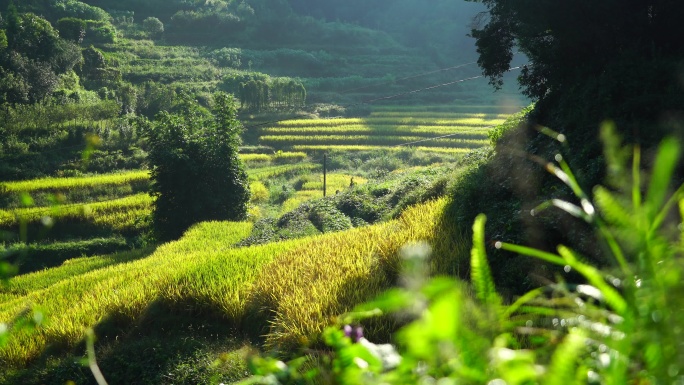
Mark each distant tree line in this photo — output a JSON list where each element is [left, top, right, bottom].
[[236, 76, 306, 112]]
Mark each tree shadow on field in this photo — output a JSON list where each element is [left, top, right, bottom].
[[2, 299, 255, 385]]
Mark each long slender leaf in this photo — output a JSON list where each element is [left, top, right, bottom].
[[556, 246, 627, 314], [503, 287, 545, 318], [557, 155, 590, 200], [550, 199, 592, 223], [632, 145, 642, 211], [649, 184, 684, 236], [595, 222, 631, 274], [496, 242, 566, 266], [471, 214, 501, 307], [646, 138, 680, 221]]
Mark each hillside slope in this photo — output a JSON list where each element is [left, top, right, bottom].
[[0, 198, 467, 383]]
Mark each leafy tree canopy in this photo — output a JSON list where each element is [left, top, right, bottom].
[[144, 92, 250, 240], [0, 8, 82, 103], [468, 0, 684, 145], [142, 16, 163, 38]]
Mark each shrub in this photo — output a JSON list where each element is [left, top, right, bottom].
[[142, 17, 164, 39], [56, 18, 86, 43], [307, 200, 353, 233]]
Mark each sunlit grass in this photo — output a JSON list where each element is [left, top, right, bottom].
[[0, 193, 153, 230], [0, 171, 150, 194], [259, 135, 488, 148], [261, 124, 490, 137], [300, 174, 367, 191], [0, 221, 253, 367], [272, 117, 505, 128], [240, 152, 308, 164], [0, 198, 457, 367], [247, 163, 319, 181], [250, 198, 453, 350], [278, 174, 368, 214], [290, 145, 471, 154], [0, 248, 153, 304]]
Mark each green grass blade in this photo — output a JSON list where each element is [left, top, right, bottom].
[[471, 214, 501, 307], [503, 287, 545, 318], [595, 222, 631, 274], [649, 184, 684, 235], [646, 138, 680, 220], [632, 145, 642, 211], [557, 155, 589, 200], [545, 328, 587, 385], [550, 199, 592, 223], [495, 242, 566, 266], [556, 246, 627, 314]]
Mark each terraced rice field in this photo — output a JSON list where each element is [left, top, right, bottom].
[[280, 173, 367, 213], [0, 155, 317, 244], [258, 108, 511, 154]]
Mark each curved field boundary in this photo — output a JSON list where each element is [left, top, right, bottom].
[[247, 163, 320, 181], [0, 194, 153, 228], [273, 117, 506, 128], [240, 152, 308, 164], [371, 105, 521, 113], [0, 221, 254, 367], [290, 145, 472, 154], [0, 171, 150, 194], [260, 135, 488, 148], [369, 111, 510, 118], [261, 125, 490, 137]]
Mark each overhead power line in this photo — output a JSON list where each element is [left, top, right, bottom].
[[243, 64, 526, 131], [2, 62, 527, 159], [338, 61, 477, 94]]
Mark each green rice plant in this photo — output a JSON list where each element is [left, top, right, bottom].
[[0, 248, 153, 304], [0, 221, 253, 367], [261, 124, 490, 138], [248, 164, 320, 181], [248, 198, 450, 351], [290, 145, 470, 154], [300, 174, 367, 192], [240, 154, 272, 164], [1, 237, 132, 275], [240, 152, 308, 165], [0, 194, 153, 228], [272, 151, 308, 164], [280, 194, 316, 214], [259, 135, 488, 148], [272, 117, 506, 128]]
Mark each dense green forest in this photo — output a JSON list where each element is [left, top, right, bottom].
[[1, 0, 683, 384]]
